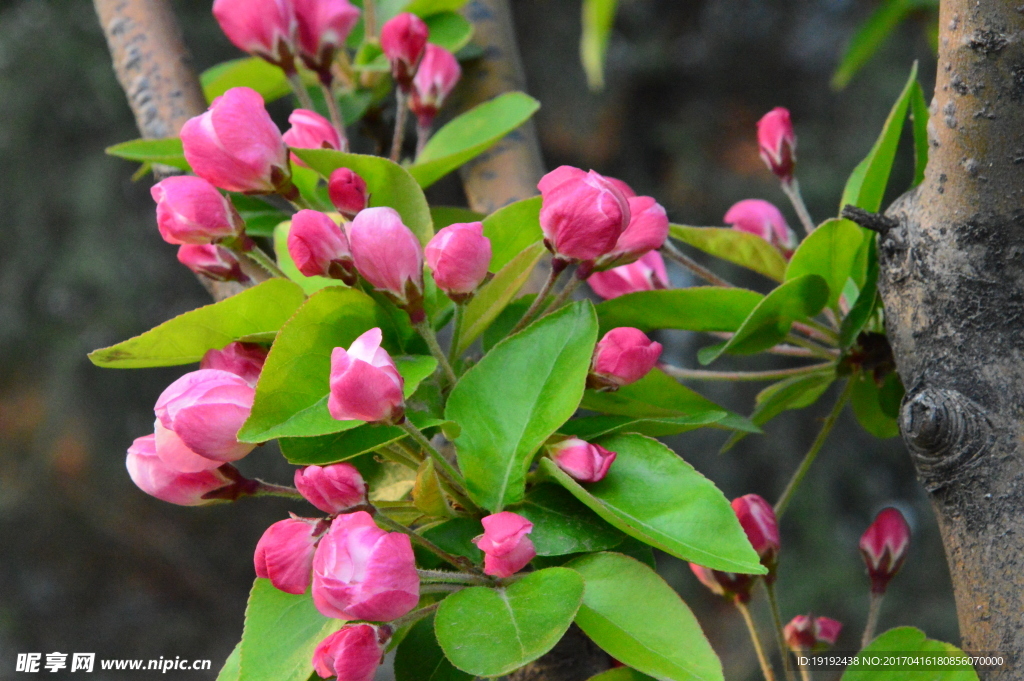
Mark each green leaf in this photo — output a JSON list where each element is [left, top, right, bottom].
[[698, 275, 829, 365], [481, 196, 544, 272], [841, 627, 978, 681], [850, 371, 901, 439], [409, 93, 541, 189], [580, 368, 751, 423], [431, 206, 484, 229], [425, 12, 474, 53], [568, 552, 723, 681], [831, 0, 917, 90], [215, 643, 241, 681], [595, 288, 764, 335], [382, 0, 472, 20], [587, 669, 658, 681], [910, 80, 930, 187], [105, 137, 189, 171], [508, 483, 625, 556], [840, 239, 879, 348], [435, 568, 585, 677], [293, 149, 434, 244], [720, 371, 835, 452], [201, 57, 292, 103], [670, 225, 788, 282], [419, 518, 485, 567], [232, 195, 289, 238], [447, 302, 598, 511], [238, 579, 340, 681], [273, 220, 348, 295], [279, 412, 445, 465], [395, 616, 472, 681], [840, 62, 919, 213], [566, 412, 757, 440], [786, 218, 866, 308], [581, 0, 619, 90], [456, 242, 545, 354], [542, 434, 764, 573], [89, 280, 305, 368]]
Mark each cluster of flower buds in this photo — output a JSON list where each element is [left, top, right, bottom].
[[212, 0, 360, 81], [859, 507, 910, 595], [472, 512, 537, 578], [588, 327, 663, 391], [784, 615, 842, 651], [724, 199, 797, 255], [690, 494, 780, 602], [125, 343, 267, 505], [545, 437, 617, 483], [588, 251, 669, 300]]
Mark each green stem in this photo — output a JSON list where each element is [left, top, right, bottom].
[[662, 363, 835, 383], [388, 601, 441, 630], [774, 379, 853, 518], [736, 600, 777, 681], [373, 509, 485, 576], [414, 319, 459, 386], [538, 272, 583, 318], [251, 480, 304, 500], [319, 81, 347, 146], [285, 70, 316, 111], [419, 583, 464, 594], [793, 647, 812, 681], [448, 303, 465, 365], [362, 0, 377, 41], [509, 260, 566, 335], [662, 241, 734, 288], [765, 582, 798, 681], [417, 569, 490, 585], [391, 89, 409, 163], [379, 444, 421, 471], [416, 118, 432, 159], [245, 245, 288, 279], [398, 421, 469, 499], [793, 320, 838, 345], [861, 592, 884, 649], [782, 179, 816, 235], [784, 334, 837, 360]]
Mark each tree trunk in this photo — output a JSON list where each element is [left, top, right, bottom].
[[878, 1, 1024, 676]]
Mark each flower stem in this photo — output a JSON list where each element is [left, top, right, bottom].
[[363, 0, 377, 41], [373, 508, 485, 576], [251, 480, 305, 500], [285, 70, 316, 111], [793, 646, 813, 681], [414, 319, 458, 386], [417, 569, 490, 585], [380, 444, 422, 471], [662, 363, 834, 382], [388, 601, 441, 630], [861, 592, 884, 649], [398, 420, 470, 501], [662, 241, 734, 288], [448, 303, 465, 365], [538, 272, 583, 318], [783, 334, 838, 360], [736, 600, 777, 681], [765, 582, 798, 681], [774, 379, 853, 518], [245, 245, 289, 279], [391, 89, 409, 163], [419, 583, 464, 594], [509, 260, 567, 335], [792, 320, 838, 345], [320, 81, 347, 145], [416, 119, 432, 159], [782, 179, 816, 235]]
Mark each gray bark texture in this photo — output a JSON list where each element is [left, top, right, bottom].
[[877, 1, 1024, 676]]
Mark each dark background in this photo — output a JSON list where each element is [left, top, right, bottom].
[[0, 1, 947, 679]]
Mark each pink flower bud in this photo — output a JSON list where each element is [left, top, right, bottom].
[[177, 245, 248, 282], [151, 176, 245, 245], [538, 166, 631, 262], [732, 494, 780, 579], [589, 327, 663, 390], [547, 437, 617, 483], [312, 511, 419, 621], [255, 517, 322, 595], [724, 199, 796, 252], [153, 421, 224, 473], [283, 109, 345, 167], [293, 0, 361, 75], [859, 507, 910, 594], [312, 625, 388, 681], [784, 615, 842, 651], [424, 222, 491, 299], [200, 342, 268, 387], [595, 196, 670, 269], [757, 107, 796, 183], [154, 369, 256, 463], [328, 328, 405, 424], [295, 464, 367, 514], [688, 563, 754, 603], [410, 44, 461, 126], [348, 207, 424, 310], [472, 512, 536, 578], [328, 168, 370, 218], [380, 13, 429, 90], [126, 434, 235, 505], [180, 87, 289, 194], [587, 251, 669, 300], [213, 0, 296, 67], [288, 210, 356, 282]]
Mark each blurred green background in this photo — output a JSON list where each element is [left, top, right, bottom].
[[0, 1, 947, 679]]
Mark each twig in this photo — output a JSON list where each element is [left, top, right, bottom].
[[662, 363, 834, 382], [841, 205, 899, 236], [661, 241, 734, 288]]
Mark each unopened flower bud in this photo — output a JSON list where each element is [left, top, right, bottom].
[[180, 87, 290, 194], [380, 13, 429, 91], [473, 512, 536, 578], [349, 207, 424, 314], [587, 251, 669, 300], [177, 244, 248, 283], [859, 507, 910, 594], [785, 615, 842, 651], [126, 434, 235, 506], [293, 0, 360, 77], [689, 562, 754, 603], [538, 166, 631, 263], [757, 107, 796, 183], [588, 327, 662, 390], [724, 199, 796, 253], [328, 328, 405, 424], [327, 168, 369, 218], [154, 369, 256, 463], [312, 511, 419, 621], [424, 221, 491, 300], [283, 109, 345, 167], [409, 44, 461, 127], [288, 210, 356, 283], [255, 517, 323, 595], [312, 624, 388, 681], [200, 342, 268, 387], [547, 437, 616, 483], [213, 0, 296, 68], [595, 195, 669, 270], [732, 494, 780, 581], [295, 464, 367, 514], [152, 176, 245, 246]]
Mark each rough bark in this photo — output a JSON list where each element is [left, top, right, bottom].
[[878, 1, 1024, 676]]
